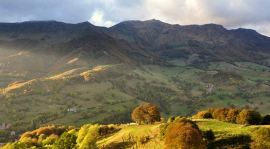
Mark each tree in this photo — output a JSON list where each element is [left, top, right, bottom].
[[164, 118, 206, 149], [54, 132, 77, 149], [77, 124, 99, 149], [236, 109, 261, 125], [212, 108, 229, 121], [131, 103, 161, 124], [225, 108, 239, 123]]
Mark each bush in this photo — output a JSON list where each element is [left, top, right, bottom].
[[2, 142, 28, 149], [54, 132, 77, 149], [164, 118, 206, 149], [236, 109, 261, 125], [193, 111, 213, 119], [131, 103, 161, 124], [250, 127, 270, 149], [262, 115, 270, 125], [77, 124, 99, 149], [202, 129, 215, 142], [41, 134, 59, 146], [98, 125, 120, 137]]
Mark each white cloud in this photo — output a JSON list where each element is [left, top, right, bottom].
[[89, 10, 114, 27]]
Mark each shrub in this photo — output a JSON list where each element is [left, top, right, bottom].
[[41, 134, 59, 146], [131, 103, 161, 124], [2, 142, 28, 149], [77, 124, 99, 149], [262, 115, 270, 125], [20, 125, 67, 140], [193, 111, 213, 119], [202, 129, 215, 142], [164, 118, 206, 149], [54, 132, 77, 149], [236, 109, 261, 125], [250, 127, 270, 149], [98, 125, 120, 137]]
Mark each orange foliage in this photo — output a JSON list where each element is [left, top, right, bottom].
[[164, 119, 206, 149], [131, 103, 161, 124]]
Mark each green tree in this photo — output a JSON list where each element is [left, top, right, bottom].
[[77, 124, 99, 149], [54, 132, 77, 149]]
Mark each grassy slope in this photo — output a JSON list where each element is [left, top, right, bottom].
[[96, 119, 270, 149], [0, 48, 269, 135], [98, 124, 163, 149]]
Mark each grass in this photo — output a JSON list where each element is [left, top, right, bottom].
[[194, 119, 252, 138], [98, 124, 164, 149], [94, 119, 268, 148]]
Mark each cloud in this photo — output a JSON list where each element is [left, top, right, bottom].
[[89, 10, 114, 27], [142, 0, 270, 28], [0, 0, 94, 23], [0, 0, 270, 36]]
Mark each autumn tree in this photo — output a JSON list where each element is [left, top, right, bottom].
[[193, 111, 213, 119], [164, 118, 206, 149], [212, 108, 229, 121], [236, 109, 261, 125], [225, 108, 239, 123], [131, 103, 161, 124]]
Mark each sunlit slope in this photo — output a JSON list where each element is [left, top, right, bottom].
[[0, 55, 269, 134]]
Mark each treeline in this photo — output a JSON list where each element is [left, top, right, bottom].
[[193, 107, 270, 125], [2, 124, 119, 149]]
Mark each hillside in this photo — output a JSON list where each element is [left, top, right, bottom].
[[2, 118, 270, 148], [0, 20, 269, 142]]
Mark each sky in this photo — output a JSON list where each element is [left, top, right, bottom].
[[0, 0, 270, 36]]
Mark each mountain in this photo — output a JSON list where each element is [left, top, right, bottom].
[[107, 19, 270, 66], [0, 21, 158, 65], [0, 20, 269, 139]]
